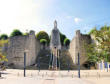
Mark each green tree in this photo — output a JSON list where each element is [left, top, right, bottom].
[[88, 27, 97, 35], [0, 53, 8, 62], [84, 41, 100, 68], [23, 33, 29, 36], [64, 38, 70, 47], [40, 39, 47, 45], [36, 31, 49, 44], [0, 40, 8, 74], [0, 40, 8, 47], [60, 33, 66, 46], [0, 34, 8, 40], [10, 29, 23, 37], [93, 25, 110, 62], [40, 39, 47, 49], [85, 43, 99, 62]]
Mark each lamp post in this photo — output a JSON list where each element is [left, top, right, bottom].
[[78, 52, 80, 78], [24, 52, 26, 77], [38, 57, 40, 72], [23, 49, 28, 77], [68, 60, 70, 72], [0, 65, 1, 77]]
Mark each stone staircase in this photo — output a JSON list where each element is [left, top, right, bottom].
[[29, 49, 87, 70], [36, 49, 51, 70]]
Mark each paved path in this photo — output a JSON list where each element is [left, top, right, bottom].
[[1, 69, 110, 84], [0, 77, 92, 84], [0, 71, 91, 84], [0, 72, 92, 84]]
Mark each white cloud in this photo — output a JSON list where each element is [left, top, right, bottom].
[[74, 17, 82, 24]]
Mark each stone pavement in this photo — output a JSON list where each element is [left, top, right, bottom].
[[0, 77, 92, 84], [0, 69, 110, 84]]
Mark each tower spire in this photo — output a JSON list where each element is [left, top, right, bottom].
[[54, 20, 57, 29]]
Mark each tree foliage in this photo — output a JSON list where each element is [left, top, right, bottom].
[[93, 25, 110, 62], [0, 40, 8, 47], [0, 53, 8, 62], [10, 29, 23, 37], [36, 31, 49, 44], [64, 38, 70, 46], [0, 34, 8, 40], [0, 40, 8, 66], [88, 25, 110, 62], [40, 39, 47, 49], [84, 42, 100, 63], [40, 39, 47, 45], [88, 27, 97, 35], [60, 33, 66, 46], [23, 33, 29, 36]]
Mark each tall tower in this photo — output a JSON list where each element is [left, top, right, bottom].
[[50, 20, 61, 70]]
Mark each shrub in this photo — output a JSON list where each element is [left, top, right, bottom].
[[0, 34, 8, 40], [64, 38, 70, 46], [36, 31, 49, 44], [10, 29, 23, 37]]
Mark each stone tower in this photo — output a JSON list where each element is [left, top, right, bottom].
[[50, 20, 61, 70], [6, 30, 40, 68], [50, 20, 61, 49], [69, 30, 91, 65]]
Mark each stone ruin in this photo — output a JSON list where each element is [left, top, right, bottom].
[[69, 30, 91, 65], [3, 20, 93, 69], [4, 31, 41, 68]]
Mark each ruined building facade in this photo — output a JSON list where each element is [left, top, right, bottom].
[[69, 30, 91, 65], [5, 31, 41, 68], [3, 21, 93, 69]]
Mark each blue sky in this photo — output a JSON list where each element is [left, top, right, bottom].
[[0, 0, 110, 40]]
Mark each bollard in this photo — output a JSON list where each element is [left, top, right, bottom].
[[0, 72, 1, 77], [46, 72, 47, 75], [31, 73, 32, 77], [42, 74, 44, 78], [99, 73, 100, 78], [72, 74, 73, 78], [17, 72, 19, 77], [97, 72, 99, 79], [88, 72, 89, 78], [38, 72, 39, 76]]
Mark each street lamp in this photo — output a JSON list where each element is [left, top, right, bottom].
[[68, 60, 70, 72], [38, 57, 40, 72], [24, 52, 26, 77], [0, 64, 2, 77], [24, 50, 28, 77], [78, 52, 80, 78]]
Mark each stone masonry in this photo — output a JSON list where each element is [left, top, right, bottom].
[[6, 30, 40, 68], [69, 30, 91, 65], [2, 21, 93, 69]]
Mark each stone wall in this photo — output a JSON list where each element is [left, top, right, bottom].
[[3, 29, 93, 68], [69, 30, 91, 65], [6, 30, 41, 68]]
